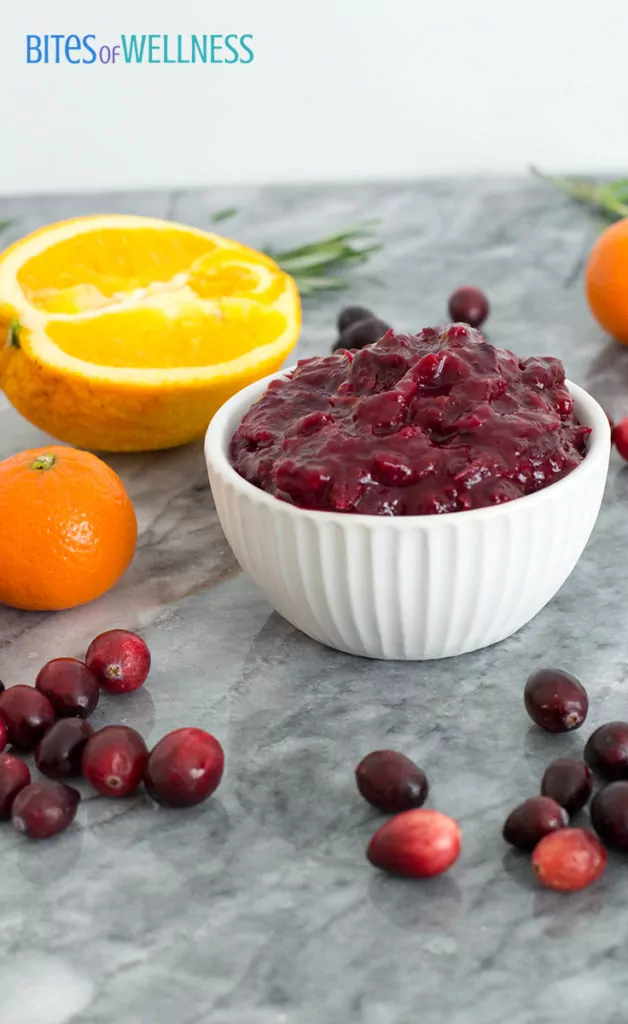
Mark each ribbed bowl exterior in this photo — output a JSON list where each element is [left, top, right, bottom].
[[205, 372, 610, 661]]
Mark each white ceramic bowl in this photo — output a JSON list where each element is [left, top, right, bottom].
[[205, 369, 610, 660]]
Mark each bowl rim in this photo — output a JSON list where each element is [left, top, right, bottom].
[[204, 364, 611, 528]]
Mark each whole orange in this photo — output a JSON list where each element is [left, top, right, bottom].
[[0, 446, 137, 611], [586, 218, 628, 344]]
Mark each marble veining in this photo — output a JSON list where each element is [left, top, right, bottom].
[[0, 180, 628, 1023]]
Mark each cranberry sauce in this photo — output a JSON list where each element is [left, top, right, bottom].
[[230, 326, 590, 516]]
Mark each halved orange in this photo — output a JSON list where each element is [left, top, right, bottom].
[[0, 215, 300, 450]]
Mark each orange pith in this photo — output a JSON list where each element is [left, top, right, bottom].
[[0, 216, 301, 451]]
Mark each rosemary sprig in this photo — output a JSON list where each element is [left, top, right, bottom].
[[208, 210, 381, 295], [531, 166, 628, 220]]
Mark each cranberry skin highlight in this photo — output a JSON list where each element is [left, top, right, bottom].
[[36, 658, 100, 719], [532, 828, 607, 891], [447, 286, 489, 329], [0, 753, 31, 819], [355, 750, 428, 813], [86, 630, 151, 694], [11, 781, 80, 839], [367, 808, 461, 878], [585, 722, 628, 781], [83, 726, 149, 797], [36, 718, 95, 779], [590, 781, 628, 850], [145, 728, 225, 808], [0, 685, 56, 750], [0, 717, 7, 754], [541, 758, 593, 815], [523, 668, 588, 732], [503, 796, 568, 852]]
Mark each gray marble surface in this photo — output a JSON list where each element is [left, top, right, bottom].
[[1, 179, 628, 1024]]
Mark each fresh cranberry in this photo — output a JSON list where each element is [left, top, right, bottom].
[[606, 413, 616, 442], [11, 781, 80, 839], [337, 305, 376, 334], [532, 828, 607, 891], [523, 668, 588, 733], [355, 750, 428, 813], [585, 722, 628, 781], [82, 725, 148, 797], [614, 418, 628, 461], [447, 286, 489, 328], [590, 781, 628, 849], [144, 728, 224, 807], [503, 796, 568, 851], [334, 317, 391, 353], [0, 680, 5, 694], [367, 808, 461, 878], [0, 716, 7, 754], [36, 719, 94, 779], [0, 685, 56, 750], [85, 630, 151, 694], [232, 328, 589, 516], [36, 658, 100, 719], [0, 753, 31, 819], [541, 758, 592, 815]]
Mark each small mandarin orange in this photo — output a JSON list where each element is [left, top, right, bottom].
[[0, 446, 137, 611], [586, 218, 628, 344]]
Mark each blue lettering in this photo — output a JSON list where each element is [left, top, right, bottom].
[[121, 34, 146, 63], [65, 34, 81, 64], [26, 35, 42, 63], [148, 34, 160, 63], [191, 35, 207, 63], [240, 34, 254, 64], [210, 34, 223, 63], [163, 35, 175, 64], [224, 34, 239, 64], [176, 34, 190, 64], [82, 34, 97, 64], [50, 34, 64, 63]]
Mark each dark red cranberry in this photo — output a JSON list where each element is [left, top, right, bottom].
[[0, 680, 5, 694], [85, 630, 151, 694], [541, 757, 592, 815], [614, 418, 628, 461], [585, 722, 628, 781], [0, 685, 56, 750], [36, 719, 95, 779], [447, 286, 489, 328], [0, 753, 31, 819], [367, 809, 461, 878], [503, 796, 568, 851], [532, 828, 607, 891], [11, 780, 80, 839], [0, 716, 7, 754], [334, 317, 391, 352], [36, 658, 100, 719], [590, 781, 628, 849], [144, 728, 225, 807], [82, 725, 148, 797], [355, 750, 428, 813], [337, 305, 376, 334], [523, 668, 588, 733]]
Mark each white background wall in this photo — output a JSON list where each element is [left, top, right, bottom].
[[2, 0, 628, 195]]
